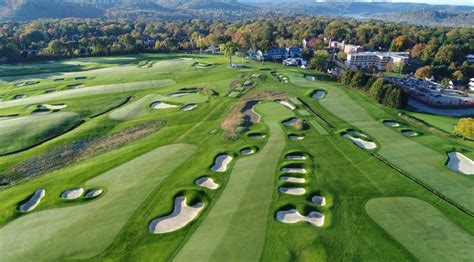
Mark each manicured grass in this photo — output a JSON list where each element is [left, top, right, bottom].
[[0, 143, 196, 261], [366, 197, 474, 261], [175, 102, 293, 261], [0, 112, 82, 155], [406, 112, 458, 134]]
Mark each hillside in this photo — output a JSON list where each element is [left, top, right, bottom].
[[375, 10, 474, 27]]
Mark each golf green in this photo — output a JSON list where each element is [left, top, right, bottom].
[[366, 197, 474, 261], [0, 143, 196, 261], [175, 102, 293, 261]]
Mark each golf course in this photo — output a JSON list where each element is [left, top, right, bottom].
[[0, 53, 472, 261]]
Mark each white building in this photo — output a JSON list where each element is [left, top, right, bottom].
[[469, 78, 474, 91], [345, 52, 409, 71]]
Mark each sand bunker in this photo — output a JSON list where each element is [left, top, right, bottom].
[[240, 148, 255, 155], [276, 209, 324, 227], [169, 92, 193, 97], [312, 90, 327, 99], [282, 166, 307, 174], [343, 134, 377, 150], [84, 189, 103, 199], [288, 134, 304, 140], [286, 153, 306, 160], [402, 130, 418, 137], [13, 94, 25, 99], [241, 100, 261, 125], [195, 177, 219, 190], [280, 176, 306, 183], [67, 84, 84, 89], [447, 152, 474, 175], [150, 101, 179, 109], [312, 195, 326, 206], [282, 118, 298, 126], [19, 189, 45, 212], [279, 187, 306, 195], [39, 104, 67, 110], [384, 121, 400, 127], [181, 104, 198, 111], [31, 109, 51, 115], [349, 130, 368, 138], [61, 188, 84, 200], [275, 100, 296, 110], [149, 196, 204, 234], [248, 133, 266, 139], [211, 154, 233, 172]]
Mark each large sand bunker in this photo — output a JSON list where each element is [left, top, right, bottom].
[[276, 209, 324, 227], [181, 104, 198, 111], [39, 104, 67, 110], [150, 101, 178, 109], [275, 99, 296, 110], [279, 187, 306, 195], [311, 90, 327, 100], [19, 189, 45, 212], [343, 134, 377, 149], [61, 188, 84, 200], [280, 176, 306, 183], [84, 189, 103, 199], [149, 196, 204, 234], [195, 177, 219, 190], [211, 154, 233, 172], [447, 152, 474, 175], [312, 195, 326, 206], [281, 166, 307, 174], [384, 121, 400, 127]]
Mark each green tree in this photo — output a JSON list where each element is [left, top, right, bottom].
[[310, 50, 331, 71], [220, 41, 240, 66], [369, 78, 386, 103], [350, 71, 368, 89], [341, 70, 355, 86], [415, 66, 433, 79], [337, 51, 347, 61]]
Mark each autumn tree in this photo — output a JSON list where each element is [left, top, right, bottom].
[[454, 118, 474, 139], [415, 66, 433, 79]]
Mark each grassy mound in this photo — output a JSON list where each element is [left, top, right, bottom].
[[0, 112, 82, 155]]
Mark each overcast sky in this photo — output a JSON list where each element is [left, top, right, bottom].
[[392, 0, 473, 5]]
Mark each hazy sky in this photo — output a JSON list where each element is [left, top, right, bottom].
[[392, 0, 473, 5]]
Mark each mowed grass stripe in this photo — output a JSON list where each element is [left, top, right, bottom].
[[0, 144, 196, 261], [175, 103, 293, 261], [365, 197, 474, 261], [0, 79, 175, 109], [296, 77, 474, 212]]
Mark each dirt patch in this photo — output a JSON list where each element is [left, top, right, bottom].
[[8, 121, 165, 182], [243, 89, 288, 101]]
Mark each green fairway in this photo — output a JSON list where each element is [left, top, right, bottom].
[[0, 143, 196, 261], [0, 112, 82, 155], [175, 102, 293, 261], [366, 197, 474, 261], [290, 74, 474, 212], [406, 112, 458, 134]]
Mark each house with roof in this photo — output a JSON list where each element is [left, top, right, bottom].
[[256, 47, 303, 61]]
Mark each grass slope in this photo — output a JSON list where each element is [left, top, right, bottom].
[[0, 112, 81, 155], [175, 102, 293, 261], [0, 143, 196, 261], [366, 197, 474, 261], [406, 112, 457, 134]]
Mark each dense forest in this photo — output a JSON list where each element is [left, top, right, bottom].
[[0, 17, 473, 82]]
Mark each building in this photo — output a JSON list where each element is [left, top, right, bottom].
[[282, 58, 307, 67], [345, 52, 409, 71], [256, 47, 303, 61], [469, 78, 474, 91], [449, 79, 465, 90], [328, 40, 363, 54]]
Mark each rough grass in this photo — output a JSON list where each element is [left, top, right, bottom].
[[365, 197, 474, 261], [405, 112, 458, 134], [0, 143, 196, 261], [0, 112, 82, 155]]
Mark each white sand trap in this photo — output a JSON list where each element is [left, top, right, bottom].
[[181, 104, 198, 111], [211, 154, 233, 172], [169, 92, 192, 97], [39, 104, 67, 110], [280, 176, 306, 183], [343, 134, 377, 150], [312, 195, 327, 206], [288, 134, 304, 140], [149, 196, 204, 234], [279, 187, 306, 195], [384, 121, 400, 127], [61, 188, 84, 200], [150, 101, 178, 109], [19, 189, 45, 212], [31, 110, 51, 115], [276, 209, 324, 227], [240, 148, 255, 155], [195, 177, 219, 190], [306, 76, 316, 81], [286, 153, 306, 160], [349, 130, 368, 138], [14, 95, 25, 99], [282, 167, 307, 174], [282, 118, 298, 126], [84, 189, 103, 199], [275, 100, 296, 110], [312, 91, 327, 99], [447, 152, 474, 175], [68, 84, 84, 89], [402, 130, 418, 137], [248, 133, 266, 139]]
